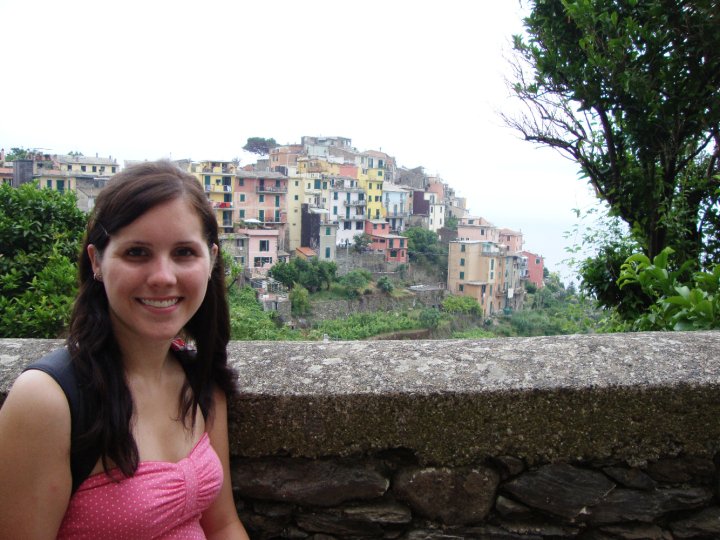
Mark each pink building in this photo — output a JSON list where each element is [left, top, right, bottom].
[[457, 216, 498, 243], [235, 171, 288, 246], [268, 145, 302, 175], [521, 250, 544, 289], [364, 220, 408, 263], [499, 228, 523, 253], [237, 228, 281, 275]]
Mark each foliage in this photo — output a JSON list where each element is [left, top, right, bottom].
[[221, 248, 242, 290], [314, 311, 419, 340], [242, 137, 278, 156], [418, 308, 441, 330], [525, 282, 537, 294], [228, 286, 302, 341], [67, 151, 84, 157], [4, 147, 32, 161], [290, 284, 310, 315], [405, 227, 448, 277], [352, 233, 371, 253], [376, 276, 394, 294], [445, 214, 459, 231], [508, 0, 720, 272], [618, 248, 719, 331], [441, 294, 481, 316], [0, 182, 87, 337], [269, 258, 337, 292], [339, 269, 373, 298]]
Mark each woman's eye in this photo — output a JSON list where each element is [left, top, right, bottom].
[[125, 247, 147, 257], [175, 247, 197, 257]]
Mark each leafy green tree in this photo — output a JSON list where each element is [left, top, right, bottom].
[[242, 137, 278, 156], [618, 247, 719, 330], [268, 260, 298, 288], [405, 227, 447, 275], [352, 233, 371, 253], [0, 182, 87, 337], [442, 294, 481, 316], [290, 284, 310, 315], [339, 269, 373, 298], [4, 147, 32, 161], [228, 286, 301, 340], [419, 308, 441, 330], [508, 0, 720, 268], [376, 276, 394, 294], [445, 214, 459, 231]]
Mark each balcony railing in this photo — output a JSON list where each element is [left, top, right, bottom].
[[346, 200, 366, 207], [212, 202, 234, 209], [256, 186, 287, 194]]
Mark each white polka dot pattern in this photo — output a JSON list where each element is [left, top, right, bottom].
[[57, 433, 223, 539]]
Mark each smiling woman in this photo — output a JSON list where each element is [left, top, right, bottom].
[[0, 161, 249, 539]]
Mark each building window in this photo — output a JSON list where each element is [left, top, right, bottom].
[[111, 166, 117, 173], [259, 240, 270, 252], [259, 195, 265, 203], [276, 179, 281, 187], [239, 209, 245, 218], [373, 224, 377, 229], [46, 180, 52, 188], [334, 192, 338, 200], [333, 206, 337, 215], [344, 222, 351, 230], [460, 258, 465, 266], [239, 194, 245, 202], [459, 284, 464, 292], [275, 210, 281, 222], [460, 271, 465, 279], [238, 178, 244, 186], [258, 210, 265, 221], [325, 247, 331, 258], [390, 250, 397, 258], [254, 256, 272, 267], [389, 240, 394, 248], [236, 238, 245, 247], [461, 244, 466, 252], [355, 222, 363, 230], [326, 227, 331, 236], [275, 196, 280, 207], [81, 165, 86, 172], [92, 165, 97, 172], [295, 180, 299, 187], [536, 258, 541, 265], [294, 195, 299, 200]]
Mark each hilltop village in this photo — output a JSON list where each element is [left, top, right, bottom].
[[1, 137, 544, 318]]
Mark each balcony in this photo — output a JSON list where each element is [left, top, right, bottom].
[[256, 186, 288, 194], [346, 200, 366, 207], [386, 211, 409, 218], [212, 202, 234, 209]]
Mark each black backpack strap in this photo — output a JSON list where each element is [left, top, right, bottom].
[[23, 348, 99, 493]]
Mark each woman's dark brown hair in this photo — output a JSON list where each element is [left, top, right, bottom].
[[68, 160, 235, 477]]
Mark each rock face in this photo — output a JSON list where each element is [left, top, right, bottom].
[[3, 333, 720, 539], [394, 467, 500, 525]]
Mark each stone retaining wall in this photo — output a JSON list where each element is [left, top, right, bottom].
[[1, 332, 720, 539]]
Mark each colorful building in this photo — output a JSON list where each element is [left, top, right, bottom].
[[521, 250, 544, 289], [364, 220, 408, 263]]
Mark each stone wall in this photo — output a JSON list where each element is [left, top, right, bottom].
[[1, 332, 720, 539], [307, 289, 446, 323]]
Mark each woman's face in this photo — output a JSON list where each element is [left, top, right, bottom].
[[88, 197, 217, 349]]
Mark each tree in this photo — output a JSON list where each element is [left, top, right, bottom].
[[507, 0, 720, 269], [242, 137, 278, 156], [0, 182, 87, 337], [376, 276, 394, 294], [290, 284, 310, 315], [352, 233, 371, 253], [4, 147, 32, 161]]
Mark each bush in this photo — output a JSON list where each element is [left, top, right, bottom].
[[442, 295, 481, 316], [290, 284, 310, 315], [0, 183, 86, 337], [376, 276, 394, 294]]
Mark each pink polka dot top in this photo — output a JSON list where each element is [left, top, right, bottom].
[[57, 432, 223, 539]]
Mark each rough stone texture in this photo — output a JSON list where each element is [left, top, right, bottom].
[[598, 523, 672, 540], [394, 466, 500, 525], [669, 506, 720, 538], [602, 467, 657, 491], [644, 456, 716, 485], [588, 487, 714, 524], [502, 463, 615, 521], [231, 458, 388, 506], [4, 333, 720, 539]]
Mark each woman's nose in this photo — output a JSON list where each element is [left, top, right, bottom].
[[147, 256, 177, 286]]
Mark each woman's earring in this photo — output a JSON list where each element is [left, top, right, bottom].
[[94, 272, 103, 282]]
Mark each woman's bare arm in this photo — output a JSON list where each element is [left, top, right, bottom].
[[0, 370, 72, 539]]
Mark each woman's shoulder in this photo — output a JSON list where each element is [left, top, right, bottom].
[[3, 368, 71, 429]]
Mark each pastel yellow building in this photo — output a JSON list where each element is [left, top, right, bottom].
[[186, 160, 236, 233]]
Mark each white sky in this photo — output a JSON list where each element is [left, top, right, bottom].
[[2, 0, 599, 281]]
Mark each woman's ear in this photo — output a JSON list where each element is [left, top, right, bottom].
[[210, 243, 219, 274], [87, 244, 101, 276]]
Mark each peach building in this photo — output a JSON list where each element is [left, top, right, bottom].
[[498, 228, 523, 253], [235, 170, 288, 248], [447, 240, 505, 316], [457, 216, 498, 243], [236, 227, 280, 275], [521, 250, 545, 289], [364, 220, 408, 263]]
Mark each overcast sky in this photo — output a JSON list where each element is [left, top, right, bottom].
[[2, 0, 600, 281]]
